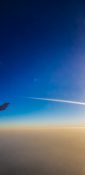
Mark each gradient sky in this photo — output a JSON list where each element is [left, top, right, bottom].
[[0, 0, 85, 125]]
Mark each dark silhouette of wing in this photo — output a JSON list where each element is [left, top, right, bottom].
[[0, 103, 10, 111]]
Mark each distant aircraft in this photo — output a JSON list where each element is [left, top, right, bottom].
[[0, 103, 10, 111]]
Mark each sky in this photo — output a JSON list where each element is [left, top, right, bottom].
[[0, 0, 85, 125]]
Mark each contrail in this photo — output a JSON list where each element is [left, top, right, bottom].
[[23, 97, 85, 106]]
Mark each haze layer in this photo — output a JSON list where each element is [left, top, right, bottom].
[[0, 127, 85, 175]]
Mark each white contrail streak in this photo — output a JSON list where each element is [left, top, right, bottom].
[[23, 97, 85, 106]]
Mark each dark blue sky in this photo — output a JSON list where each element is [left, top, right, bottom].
[[0, 0, 85, 125]]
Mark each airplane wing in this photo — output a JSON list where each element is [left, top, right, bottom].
[[0, 103, 10, 111]]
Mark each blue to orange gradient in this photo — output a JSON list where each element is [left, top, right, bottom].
[[0, 0, 85, 126]]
